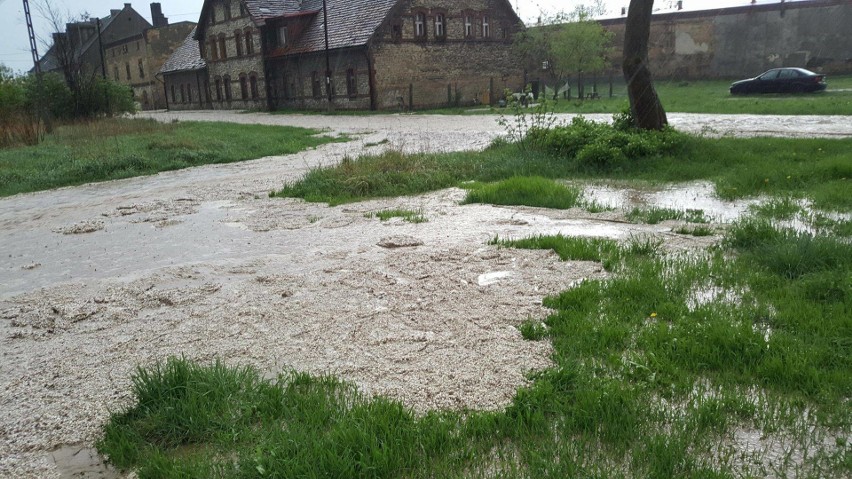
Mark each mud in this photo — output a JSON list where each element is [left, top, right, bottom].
[[1, 111, 849, 478]]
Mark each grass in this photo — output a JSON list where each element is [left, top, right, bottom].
[[273, 132, 852, 212], [625, 207, 709, 224], [101, 217, 851, 477], [365, 208, 428, 223], [0, 118, 345, 197], [462, 176, 582, 209]]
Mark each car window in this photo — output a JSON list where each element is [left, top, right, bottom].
[[778, 69, 796, 79], [759, 70, 780, 80]]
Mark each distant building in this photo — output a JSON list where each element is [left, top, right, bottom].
[[158, 27, 209, 110], [162, 0, 525, 111], [36, 3, 197, 110]]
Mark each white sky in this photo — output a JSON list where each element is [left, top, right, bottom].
[[0, 0, 800, 73]]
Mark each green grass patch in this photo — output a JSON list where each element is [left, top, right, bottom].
[[273, 120, 852, 212], [0, 118, 344, 196], [626, 207, 709, 224], [365, 208, 428, 223], [674, 224, 715, 236], [462, 176, 582, 209]]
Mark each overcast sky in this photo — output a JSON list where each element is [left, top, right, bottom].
[[0, 0, 800, 73]]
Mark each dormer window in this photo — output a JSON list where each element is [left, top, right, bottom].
[[277, 26, 288, 47], [414, 13, 425, 38], [435, 13, 445, 38], [464, 15, 473, 37]]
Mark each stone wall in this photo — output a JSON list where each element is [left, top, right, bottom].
[[163, 69, 209, 110], [202, 0, 266, 110], [369, 0, 524, 110], [267, 49, 373, 111], [601, 0, 852, 80]]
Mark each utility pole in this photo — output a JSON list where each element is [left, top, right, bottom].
[[322, 0, 332, 109], [97, 18, 107, 79], [23, 0, 51, 133]]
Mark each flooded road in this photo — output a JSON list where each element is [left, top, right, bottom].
[[1, 111, 849, 478]]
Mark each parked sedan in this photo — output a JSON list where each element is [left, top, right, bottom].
[[729, 68, 827, 94]]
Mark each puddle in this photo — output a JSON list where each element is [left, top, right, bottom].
[[50, 444, 119, 478], [583, 181, 760, 223], [499, 213, 646, 240]]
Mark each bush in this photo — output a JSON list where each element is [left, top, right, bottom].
[[525, 116, 687, 171]]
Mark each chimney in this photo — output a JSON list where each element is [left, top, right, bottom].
[[677, 1, 682, 10], [124, 3, 132, 9], [621, 7, 626, 16], [151, 2, 169, 27]]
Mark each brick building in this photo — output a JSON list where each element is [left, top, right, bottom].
[[188, 0, 525, 111], [104, 4, 196, 110]]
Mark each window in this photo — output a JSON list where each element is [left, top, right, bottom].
[[187, 84, 192, 103], [214, 77, 222, 101], [113, 66, 119, 81], [311, 71, 322, 99], [142, 90, 149, 105], [435, 13, 445, 38], [223, 75, 232, 100], [171, 84, 176, 103], [210, 7, 216, 24], [277, 26, 288, 47], [223, 3, 231, 21], [482, 16, 490, 38], [180, 84, 185, 103], [209, 39, 218, 60], [239, 74, 248, 99], [218, 34, 227, 59], [346, 69, 357, 98], [239, 3, 247, 16], [249, 74, 258, 99], [125, 63, 131, 80], [464, 15, 473, 37], [414, 12, 425, 38], [138, 59, 145, 79], [136, 41, 140, 51], [391, 23, 402, 42], [233, 31, 242, 56], [245, 29, 254, 54]]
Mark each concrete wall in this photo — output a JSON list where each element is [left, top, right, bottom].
[[601, 0, 852, 80]]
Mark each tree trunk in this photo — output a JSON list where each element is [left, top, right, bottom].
[[622, 0, 668, 130]]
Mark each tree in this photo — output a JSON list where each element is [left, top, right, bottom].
[[514, 4, 613, 101], [622, 0, 668, 130]]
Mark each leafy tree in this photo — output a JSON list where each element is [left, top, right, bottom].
[[622, 0, 668, 130], [514, 3, 613, 100]]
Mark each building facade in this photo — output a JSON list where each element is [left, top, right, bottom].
[[159, 27, 210, 111], [186, 0, 525, 111]]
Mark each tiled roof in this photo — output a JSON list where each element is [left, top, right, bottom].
[[284, 0, 398, 53], [160, 27, 207, 74]]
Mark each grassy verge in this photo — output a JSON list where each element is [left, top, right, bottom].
[[273, 129, 851, 211], [0, 118, 345, 197]]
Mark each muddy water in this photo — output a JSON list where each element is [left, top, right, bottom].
[[1, 111, 850, 478]]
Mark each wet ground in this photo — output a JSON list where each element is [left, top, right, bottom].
[[1, 111, 850, 478]]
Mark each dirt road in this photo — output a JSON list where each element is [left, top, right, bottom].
[[1, 111, 850, 478]]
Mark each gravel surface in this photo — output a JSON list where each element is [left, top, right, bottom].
[[1, 111, 850, 478]]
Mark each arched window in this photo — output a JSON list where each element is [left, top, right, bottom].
[[239, 73, 248, 99], [214, 76, 222, 101], [208, 39, 218, 60], [223, 74, 232, 100], [249, 73, 259, 99], [244, 28, 254, 54], [138, 59, 145, 78], [346, 68, 357, 98], [218, 34, 227, 59], [235, 31, 243, 56]]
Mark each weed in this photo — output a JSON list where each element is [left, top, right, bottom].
[[626, 207, 708, 224], [518, 320, 549, 341], [365, 208, 428, 223], [674, 225, 715, 236]]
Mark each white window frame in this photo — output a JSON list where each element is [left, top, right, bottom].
[[435, 13, 445, 38], [464, 15, 473, 37], [482, 15, 490, 38], [415, 13, 425, 37], [278, 26, 288, 47]]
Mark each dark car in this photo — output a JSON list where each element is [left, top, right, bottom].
[[729, 68, 827, 95]]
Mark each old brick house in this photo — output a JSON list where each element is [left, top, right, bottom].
[[104, 4, 196, 110], [191, 0, 524, 111]]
